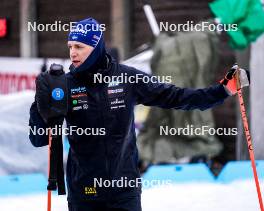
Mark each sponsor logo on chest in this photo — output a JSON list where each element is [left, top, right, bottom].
[[71, 86, 88, 111], [108, 88, 124, 95]]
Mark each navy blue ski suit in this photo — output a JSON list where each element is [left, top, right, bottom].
[[29, 54, 229, 211]]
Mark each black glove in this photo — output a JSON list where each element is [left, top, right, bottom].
[[220, 64, 250, 96], [35, 63, 68, 126]]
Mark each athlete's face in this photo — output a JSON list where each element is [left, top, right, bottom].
[[68, 41, 94, 67]]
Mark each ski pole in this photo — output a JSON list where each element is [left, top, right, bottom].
[[236, 66, 264, 211], [47, 129, 52, 211]]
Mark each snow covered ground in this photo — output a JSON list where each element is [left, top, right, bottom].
[[0, 91, 49, 176], [0, 179, 263, 211]]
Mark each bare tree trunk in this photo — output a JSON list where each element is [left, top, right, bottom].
[[20, 0, 38, 57], [235, 48, 250, 160], [250, 34, 264, 159]]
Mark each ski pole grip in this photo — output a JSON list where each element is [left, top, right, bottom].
[[35, 63, 68, 124]]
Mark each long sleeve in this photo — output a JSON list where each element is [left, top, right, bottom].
[[133, 68, 229, 111], [29, 101, 49, 147]]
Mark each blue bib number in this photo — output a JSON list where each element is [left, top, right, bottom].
[[52, 88, 64, 101]]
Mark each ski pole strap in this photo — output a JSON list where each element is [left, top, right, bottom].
[[56, 133, 66, 195], [47, 127, 66, 195]]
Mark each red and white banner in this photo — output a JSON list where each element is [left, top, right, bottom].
[[0, 73, 37, 94], [0, 57, 71, 94], [0, 52, 151, 94]]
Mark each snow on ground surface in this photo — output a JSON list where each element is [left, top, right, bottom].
[[0, 179, 263, 211], [0, 91, 49, 176]]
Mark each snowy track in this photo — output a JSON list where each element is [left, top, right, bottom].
[[0, 180, 263, 211]]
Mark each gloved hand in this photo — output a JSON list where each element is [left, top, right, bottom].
[[220, 64, 250, 96], [35, 63, 68, 126]]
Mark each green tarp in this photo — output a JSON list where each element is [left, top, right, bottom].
[[209, 0, 264, 49]]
